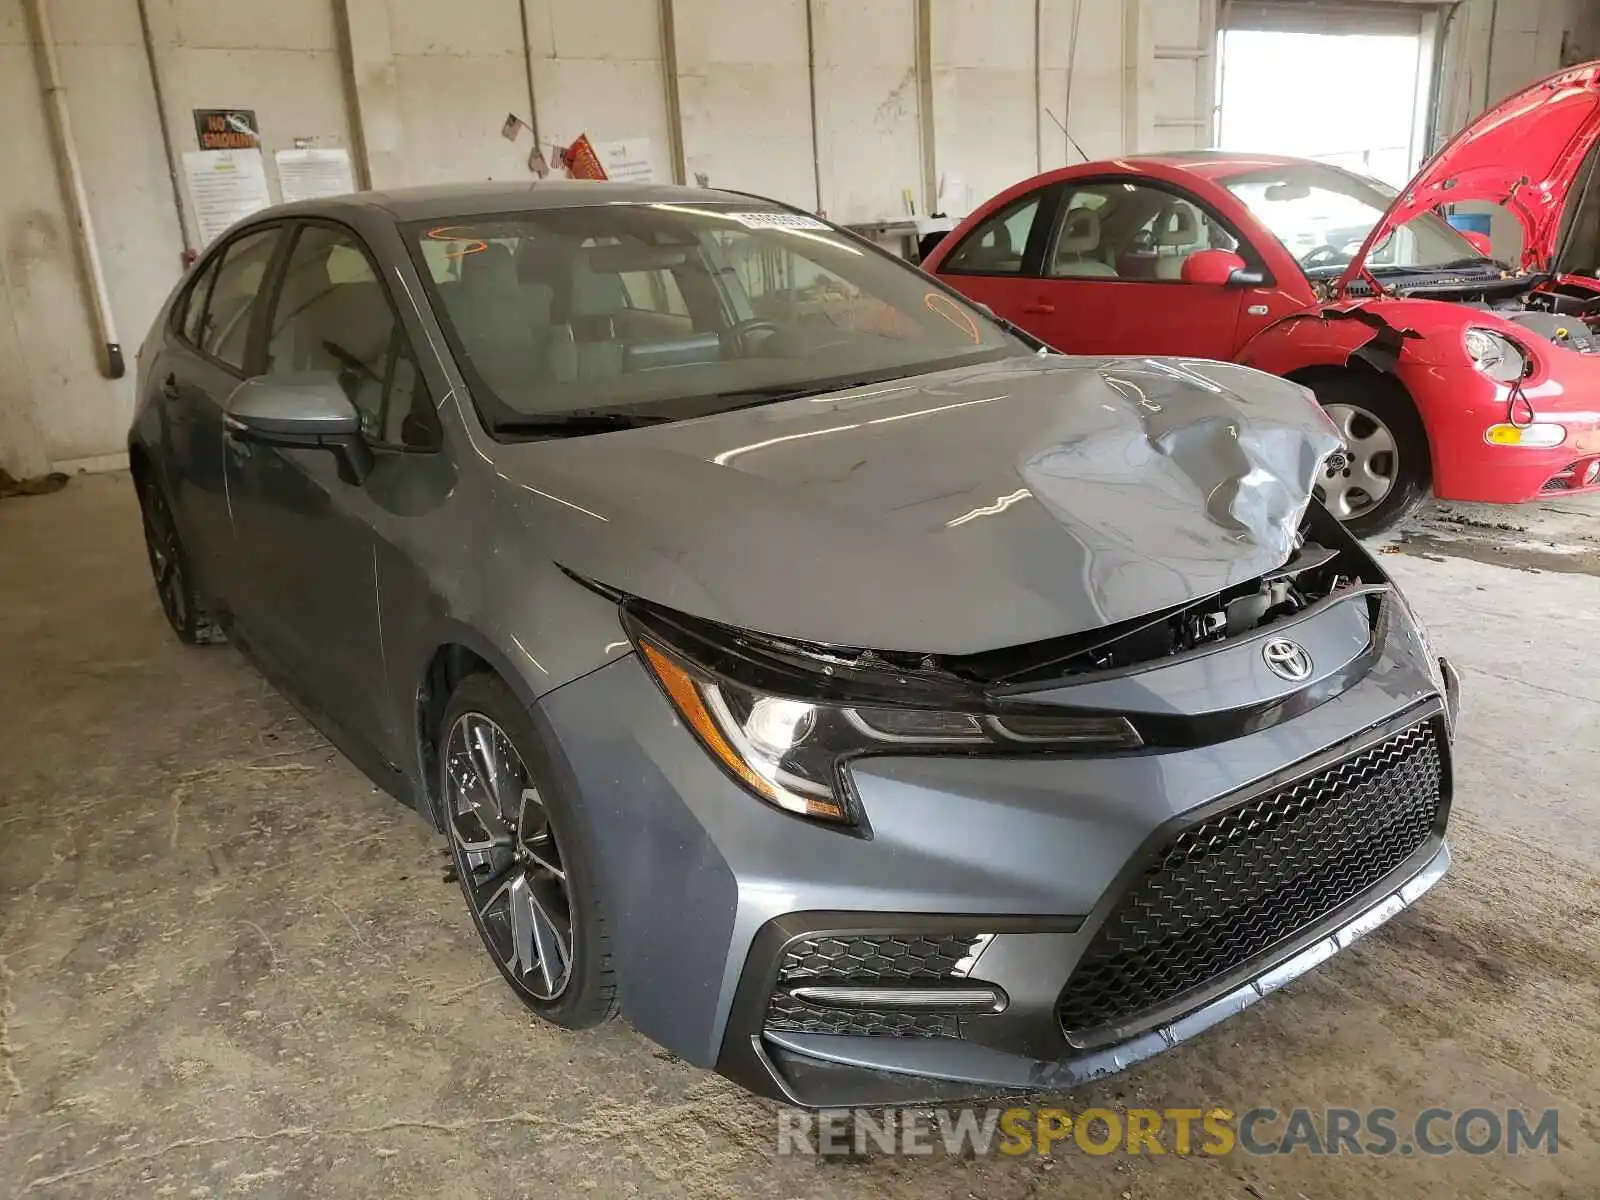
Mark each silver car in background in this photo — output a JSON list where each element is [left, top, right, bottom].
[[128, 181, 1460, 1105]]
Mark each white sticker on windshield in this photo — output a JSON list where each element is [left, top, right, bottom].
[[727, 211, 830, 231]]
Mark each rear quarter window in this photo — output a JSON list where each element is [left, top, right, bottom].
[[941, 194, 1043, 275]]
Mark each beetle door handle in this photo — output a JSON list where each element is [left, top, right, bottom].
[[1021, 302, 1056, 315]]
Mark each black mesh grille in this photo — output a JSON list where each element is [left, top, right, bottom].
[[1057, 718, 1446, 1037], [764, 933, 981, 1038]]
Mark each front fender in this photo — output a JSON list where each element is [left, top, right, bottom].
[[1236, 299, 1504, 491], [387, 560, 632, 827]]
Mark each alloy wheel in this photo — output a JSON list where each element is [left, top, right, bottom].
[[139, 483, 191, 632], [444, 712, 573, 1001], [1317, 402, 1398, 520]]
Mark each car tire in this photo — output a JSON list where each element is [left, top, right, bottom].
[[438, 671, 619, 1028], [136, 474, 228, 646], [1308, 374, 1431, 538]]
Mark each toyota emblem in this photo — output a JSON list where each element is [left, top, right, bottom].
[[1262, 638, 1314, 682]]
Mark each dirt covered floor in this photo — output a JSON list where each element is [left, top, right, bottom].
[[2, 474, 1597, 1199]]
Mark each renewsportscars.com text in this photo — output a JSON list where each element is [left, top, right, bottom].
[[777, 1106, 1561, 1158]]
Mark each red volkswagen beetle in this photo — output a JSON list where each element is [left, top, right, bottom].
[[925, 62, 1600, 535]]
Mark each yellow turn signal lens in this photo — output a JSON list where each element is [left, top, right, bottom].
[[1484, 423, 1565, 448]]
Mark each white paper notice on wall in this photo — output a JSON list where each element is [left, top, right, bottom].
[[275, 147, 356, 204], [596, 138, 658, 185], [937, 173, 971, 217], [182, 149, 273, 246]]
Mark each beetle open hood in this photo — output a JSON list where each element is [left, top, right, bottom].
[[1336, 59, 1600, 291], [496, 356, 1342, 654]]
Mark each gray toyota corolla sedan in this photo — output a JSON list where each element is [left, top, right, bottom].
[[129, 180, 1460, 1107]]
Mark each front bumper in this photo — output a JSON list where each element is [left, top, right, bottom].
[[535, 594, 1455, 1107], [735, 841, 1449, 1106], [713, 707, 1451, 1106], [1426, 375, 1600, 503]]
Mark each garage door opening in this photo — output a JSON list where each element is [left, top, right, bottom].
[[1216, 6, 1436, 188]]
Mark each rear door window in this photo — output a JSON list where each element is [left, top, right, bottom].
[[619, 268, 690, 317]]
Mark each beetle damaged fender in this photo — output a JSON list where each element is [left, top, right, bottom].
[[1239, 300, 1427, 379]]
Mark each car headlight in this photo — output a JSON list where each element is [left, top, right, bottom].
[[637, 638, 1140, 825], [1463, 327, 1529, 382]]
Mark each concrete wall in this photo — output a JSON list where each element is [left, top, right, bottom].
[[2, 0, 186, 476], [1435, 0, 1599, 141], [1, 0, 1223, 477], [527, 0, 672, 176], [1433, 0, 1600, 262], [811, 0, 921, 223], [5, 0, 1583, 478]]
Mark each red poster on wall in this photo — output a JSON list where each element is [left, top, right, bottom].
[[565, 134, 608, 181]]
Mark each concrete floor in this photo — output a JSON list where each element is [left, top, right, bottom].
[[2, 474, 1598, 1199]]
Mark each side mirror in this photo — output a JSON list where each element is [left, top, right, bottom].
[[1182, 249, 1254, 286], [1460, 230, 1493, 256], [226, 374, 374, 483]]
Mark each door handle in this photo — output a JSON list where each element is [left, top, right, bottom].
[[161, 373, 180, 401], [1021, 303, 1056, 315]]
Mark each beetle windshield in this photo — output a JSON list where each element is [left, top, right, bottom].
[[1221, 162, 1491, 278], [404, 202, 1025, 434]]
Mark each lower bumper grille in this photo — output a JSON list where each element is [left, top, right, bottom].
[[764, 933, 983, 1038], [1057, 717, 1447, 1038]]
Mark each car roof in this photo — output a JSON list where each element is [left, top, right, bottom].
[[1124, 150, 1315, 179], [263, 179, 765, 223]]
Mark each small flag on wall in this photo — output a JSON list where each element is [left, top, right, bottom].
[[565, 134, 608, 181]]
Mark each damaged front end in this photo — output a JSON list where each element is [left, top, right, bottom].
[[939, 501, 1382, 689], [532, 360, 1461, 1108], [621, 499, 1405, 831], [1323, 272, 1600, 359]]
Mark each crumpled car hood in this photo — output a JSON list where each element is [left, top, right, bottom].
[[1338, 59, 1600, 288], [496, 355, 1342, 654]]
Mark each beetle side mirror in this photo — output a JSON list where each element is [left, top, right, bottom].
[[225, 374, 374, 484], [1182, 249, 1256, 286]]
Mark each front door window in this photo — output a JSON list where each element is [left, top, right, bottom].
[[264, 224, 438, 450], [1046, 184, 1238, 281]]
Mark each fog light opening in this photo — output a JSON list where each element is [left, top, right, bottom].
[[1583, 459, 1600, 486], [788, 984, 1009, 1014]]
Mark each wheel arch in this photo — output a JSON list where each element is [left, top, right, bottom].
[[412, 633, 540, 830], [127, 438, 166, 503], [1283, 363, 1436, 486]]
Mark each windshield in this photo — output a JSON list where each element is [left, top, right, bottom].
[[1221, 163, 1489, 278], [405, 203, 1023, 433]]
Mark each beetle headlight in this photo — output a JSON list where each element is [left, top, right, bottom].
[[638, 639, 1140, 825], [1463, 327, 1530, 382]]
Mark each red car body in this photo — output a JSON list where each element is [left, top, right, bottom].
[[925, 62, 1600, 533]]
